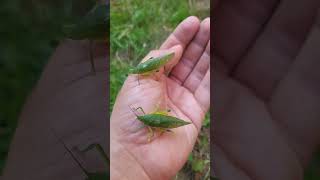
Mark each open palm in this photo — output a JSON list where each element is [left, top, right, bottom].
[[110, 16, 210, 180], [212, 0, 320, 179]]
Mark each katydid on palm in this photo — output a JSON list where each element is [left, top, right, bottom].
[[63, 2, 109, 74], [51, 129, 109, 180], [129, 106, 191, 142], [128, 52, 175, 84]]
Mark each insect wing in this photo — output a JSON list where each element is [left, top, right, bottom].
[[130, 52, 174, 74], [137, 114, 190, 128]]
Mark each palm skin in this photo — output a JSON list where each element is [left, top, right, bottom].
[[213, 0, 320, 179], [2, 39, 109, 180], [110, 16, 210, 180]]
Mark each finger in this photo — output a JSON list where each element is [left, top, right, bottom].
[[52, 40, 88, 66], [212, 77, 303, 179], [167, 79, 206, 131], [194, 70, 210, 113], [164, 45, 183, 73], [234, 0, 320, 100], [32, 40, 107, 95], [213, 0, 280, 71], [183, 41, 210, 92], [170, 18, 210, 84], [160, 16, 200, 50], [53, 40, 107, 66], [270, 13, 320, 166], [212, 145, 251, 180]]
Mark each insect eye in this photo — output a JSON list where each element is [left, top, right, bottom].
[[167, 109, 171, 112], [149, 57, 154, 60]]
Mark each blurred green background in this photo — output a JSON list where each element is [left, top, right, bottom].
[[0, 0, 96, 175], [0, 0, 319, 179], [110, 0, 210, 179]]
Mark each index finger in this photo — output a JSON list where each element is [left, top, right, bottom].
[[160, 16, 201, 50]]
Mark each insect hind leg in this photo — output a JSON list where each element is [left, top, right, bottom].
[[166, 129, 173, 133], [128, 105, 141, 117], [89, 40, 96, 75], [164, 66, 170, 76], [147, 126, 154, 142]]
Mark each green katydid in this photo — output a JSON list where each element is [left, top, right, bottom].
[[128, 52, 175, 84], [63, 3, 109, 74], [51, 129, 109, 180], [129, 106, 191, 142]]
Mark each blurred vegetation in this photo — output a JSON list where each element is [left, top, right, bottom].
[[0, 0, 96, 174], [110, 0, 210, 179], [305, 152, 320, 180]]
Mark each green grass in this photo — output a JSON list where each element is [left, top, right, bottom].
[[110, 0, 210, 111], [110, 0, 210, 179]]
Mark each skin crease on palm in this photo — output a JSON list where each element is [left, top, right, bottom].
[[213, 0, 320, 179], [110, 16, 210, 180]]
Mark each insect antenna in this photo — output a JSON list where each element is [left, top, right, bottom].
[[128, 105, 139, 117], [135, 107, 146, 115], [50, 128, 90, 178]]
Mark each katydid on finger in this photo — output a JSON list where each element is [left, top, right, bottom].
[[129, 106, 191, 142], [128, 52, 175, 84], [63, 3, 109, 74], [51, 129, 109, 180]]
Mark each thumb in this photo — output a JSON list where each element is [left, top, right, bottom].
[[164, 44, 183, 74]]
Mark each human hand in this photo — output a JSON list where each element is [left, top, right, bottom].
[[110, 16, 210, 180], [2, 40, 108, 180], [212, 1, 320, 179]]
